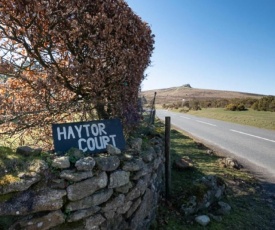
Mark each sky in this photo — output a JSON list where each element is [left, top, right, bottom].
[[126, 0, 275, 96]]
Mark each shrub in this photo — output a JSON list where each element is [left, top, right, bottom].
[[179, 107, 189, 113], [237, 103, 246, 111], [0, 0, 154, 147], [225, 103, 237, 111], [226, 103, 246, 111]]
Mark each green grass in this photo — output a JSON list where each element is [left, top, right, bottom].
[[0, 146, 53, 178], [151, 120, 274, 229], [186, 108, 275, 130]]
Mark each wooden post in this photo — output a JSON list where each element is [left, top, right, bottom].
[[165, 116, 171, 200], [152, 109, 156, 124], [149, 92, 157, 124]]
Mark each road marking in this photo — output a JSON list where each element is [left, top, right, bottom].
[[230, 129, 275, 143], [196, 120, 217, 127], [180, 116, 191, 120]]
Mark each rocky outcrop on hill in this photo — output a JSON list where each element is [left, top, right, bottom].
[[182, 84, 192, 88]]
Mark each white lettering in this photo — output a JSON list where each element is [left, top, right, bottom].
[[95, 136, 103, 149], [67, 126, 75, 139], [87, 137, 95, 151], [91, 124, 99, 136], [83, 124, 90, 137], [98, 123, 107, 135], [109, 135, 117, 147], [78, 138, 87, 152], [57, 127, 66, 141], [56, 122, 122, 153], [102, 136, 110, 148], [74, 125, 82, 138]]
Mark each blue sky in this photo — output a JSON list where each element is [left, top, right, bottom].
[[126, 0, 275, 95]]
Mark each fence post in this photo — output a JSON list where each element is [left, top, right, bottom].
[[152, 109, 156, 124], [149, 92, 157, 124], [165, 116, 171, 200]]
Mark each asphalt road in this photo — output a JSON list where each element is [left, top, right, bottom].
[[156, 109, 275, 182]]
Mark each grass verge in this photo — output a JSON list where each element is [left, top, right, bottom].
[[186, 108, 275, 130], [151, 119, 275, 229]]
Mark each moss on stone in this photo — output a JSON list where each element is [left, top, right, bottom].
[[0, 174, 19, 186]]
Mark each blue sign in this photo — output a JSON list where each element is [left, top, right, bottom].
[[52, 119, 125, 154]]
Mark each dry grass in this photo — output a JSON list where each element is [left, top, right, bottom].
[[187, 108, 275, 130], [142, 86, 263, 105]]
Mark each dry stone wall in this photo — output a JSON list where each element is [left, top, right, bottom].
[[0, 136, 164, 230]]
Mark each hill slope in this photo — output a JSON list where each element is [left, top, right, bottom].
[[141, 86, 264, 104]]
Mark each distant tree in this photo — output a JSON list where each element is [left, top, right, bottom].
[[0, 0, 154, 147], [189, 99, 201, 110], [252, 96, 275, 112], [216, 99, 229, 108], [251, 101, 259, 111], [269, 100, 275, 112], [243, 98, 258, 108]]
